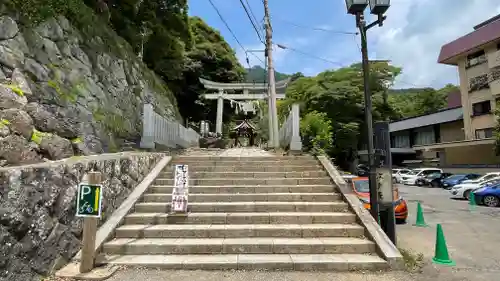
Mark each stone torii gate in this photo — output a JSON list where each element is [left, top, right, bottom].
[[199, 78, 291, 136]]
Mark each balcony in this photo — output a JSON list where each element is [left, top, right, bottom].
[[490, 66, 500, 95], [466, 54, 487, 68], [468, 74, 489, 92], [488, 49, 500, 69]]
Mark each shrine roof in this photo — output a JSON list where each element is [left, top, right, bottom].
[[233, 120, 256, 131]]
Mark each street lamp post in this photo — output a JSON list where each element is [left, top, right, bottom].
[[344, 0, 393, 241]]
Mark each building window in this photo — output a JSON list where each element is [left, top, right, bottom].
[[466, 50, 487, 68], [468, 74, 490, 92], [413, 129, 435, 146], [392, 134, 410, 148], [472, 101, 492, 116], [475, 128, 494, 139]]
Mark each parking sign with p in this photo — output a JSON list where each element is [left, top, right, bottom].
[[76, 183, 103, 218]]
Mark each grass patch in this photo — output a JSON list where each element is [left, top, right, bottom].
[[399, 247, 425, 272], [2, 83, 24, 96], [46, 64, 86, 104], [92, 107, 130, 138], [31, 129, 52, 145]]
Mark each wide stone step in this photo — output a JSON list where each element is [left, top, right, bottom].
[[142, 193, 342, 203], [123, 212, 357, 225], [99, 253, 388, 271], [173, 156, 316, 161], [115, 224, 365, 238], [102, 237, 376, 255], [148, 185, 335, 194], [170, 160, 320, 166], [164, 165, 324, 172], [159, 171, 328, 179], [153, 178, 332, 186], [134, 202, 349, 213]]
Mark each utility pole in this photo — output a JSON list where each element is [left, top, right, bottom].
[[263, 0, 280, 149]]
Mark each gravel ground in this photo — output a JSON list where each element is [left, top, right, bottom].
[[103, 268, 417, 281]]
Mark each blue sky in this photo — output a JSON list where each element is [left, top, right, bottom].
[[189, 0, 500, 89]]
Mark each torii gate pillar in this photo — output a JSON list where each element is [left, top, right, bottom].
[[216, 90, 224, 135]]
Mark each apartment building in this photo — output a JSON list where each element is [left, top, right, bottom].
[[358, 15, 500, 166], [435, 14, 500, 164]]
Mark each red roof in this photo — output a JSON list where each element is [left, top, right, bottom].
[[438, 17, 500, 65]]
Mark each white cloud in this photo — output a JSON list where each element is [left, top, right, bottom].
[[369, 0, 500, 88], [237, 0, 500, 88]]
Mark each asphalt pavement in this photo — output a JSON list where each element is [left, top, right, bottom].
[[396, 183, 500, 281]]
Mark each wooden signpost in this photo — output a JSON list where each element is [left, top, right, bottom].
[[76, 172, 103, 273], [171, 164, 189, 214]]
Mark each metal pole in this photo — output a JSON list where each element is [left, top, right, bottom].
[[375, 121, 396, 244], [263, 0, 280, 149], [357, 13, 379, 221]]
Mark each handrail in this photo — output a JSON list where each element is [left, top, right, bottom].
[[140, 104, 200, 149], [278, 103, 302, 151]]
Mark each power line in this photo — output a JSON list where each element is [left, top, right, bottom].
[[245, 0, 264, 37], [207, 0, 254, 69], [247, 51, 265, 65], [275, 43, 346, 67], [272, 17, 358, 35], [207, 0, 247, 53], [239, 0, 264, 43]]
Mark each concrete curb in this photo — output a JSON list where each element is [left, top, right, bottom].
[[64, 155, 172, 267], [316, 155, 404, 270]]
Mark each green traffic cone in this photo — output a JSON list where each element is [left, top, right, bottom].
[[432, 224, 456, 266], [413, 202, 428, 227], [469, 192, 477, 210]]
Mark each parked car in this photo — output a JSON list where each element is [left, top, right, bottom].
[[392, 168, 412, 183], [341, 172, 357, 183], [441, 173, 482, 190], [461, 172, 500, 184], [350, 177, 408, 223], [356, 164, 369, 176], [450, 176, 500, 200], [473, 183, 500, 207], [415, 172, 453, 187], [401, 168, 443, 185]]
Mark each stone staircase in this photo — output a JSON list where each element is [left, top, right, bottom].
[[99, 155, 389, 270]]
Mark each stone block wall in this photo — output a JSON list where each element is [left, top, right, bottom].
[[0, 152, 164, 281]]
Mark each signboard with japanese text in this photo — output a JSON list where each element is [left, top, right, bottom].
[[76, 183, 103, 218], [171, 164, 189, 213]]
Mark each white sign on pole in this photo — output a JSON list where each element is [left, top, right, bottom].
[[171, 164, 189, 213]]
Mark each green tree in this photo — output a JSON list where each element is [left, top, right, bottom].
[[177, 16, 245, 122], [281, 61, 403, 168], [300, 111, 333, 155]]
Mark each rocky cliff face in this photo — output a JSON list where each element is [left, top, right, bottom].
[[0, 13, 179, 166], [0, 152, 165, 281]]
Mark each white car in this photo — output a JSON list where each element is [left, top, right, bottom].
[[450, 176, 500, 199], [461, 172, 500, 184], [401, 168, 443, 185], [392, 168, 412, 183]]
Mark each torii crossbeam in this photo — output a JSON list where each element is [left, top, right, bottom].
[[199, 78, 290, 134]]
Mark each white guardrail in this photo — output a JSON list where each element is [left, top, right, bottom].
[[140, 104, 200, 149], [278, 103, 302, 151]]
